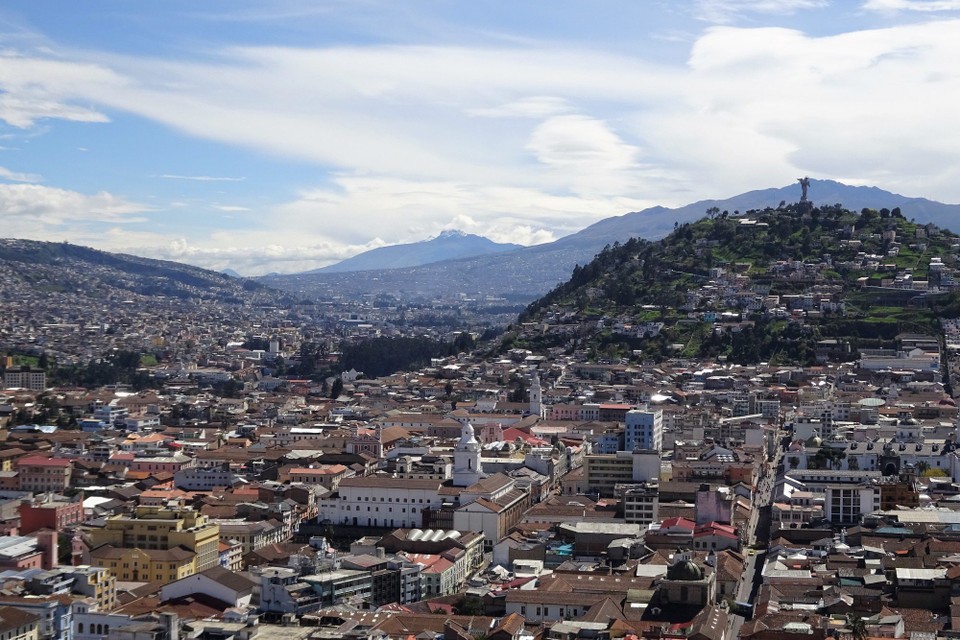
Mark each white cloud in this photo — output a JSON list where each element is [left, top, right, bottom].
[[444, 214, 478, 231], [0, 43, 677, 186], [211, 205, 251, 212], [0, 92, 109, 129], [0, 166, 42, 183], [439, 215, 555, 246], [527, 115, 644, 195], [483, 224, 556, 246], [863, 0, 960, 10], [694, 0, 829, 23], [270, 173, 644, 251], [669, 21, 960, 198], [137, 234, 391, 276], [0, 53, 115, 127], [468, 96, 572, 119], [0, 183, 149, 225]]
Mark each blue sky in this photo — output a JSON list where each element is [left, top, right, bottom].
[[1, 0, 959, 274]]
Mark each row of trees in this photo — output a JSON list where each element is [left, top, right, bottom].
[[338, 334, 476, 379], [290, 332, 479, 383]]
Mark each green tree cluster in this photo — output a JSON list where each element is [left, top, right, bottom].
[[50, 350, 158, 389]]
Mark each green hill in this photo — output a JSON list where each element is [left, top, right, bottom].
[[508, 203, 960, 365]]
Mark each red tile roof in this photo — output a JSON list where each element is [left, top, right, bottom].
[[15, 455, 71, 468], [661, 517, 696, 530]]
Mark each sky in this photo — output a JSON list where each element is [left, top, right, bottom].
[[1, 0, 959, 275]]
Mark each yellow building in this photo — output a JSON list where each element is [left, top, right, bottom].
[[85, 506, 220, 582], [0, 606, 40, 640], [72, 565, 119, 611], [90, 546, 196, 583]]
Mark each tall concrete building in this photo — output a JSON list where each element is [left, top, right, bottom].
[[625, 408, 663, 452], [3, 366, 46, 391]]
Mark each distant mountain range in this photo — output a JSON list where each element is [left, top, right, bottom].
[[4, 180, 957, 307], [312, 229, 522, 274], [260, 179, 960, 301]]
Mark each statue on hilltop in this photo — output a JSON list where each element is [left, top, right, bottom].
[[798, 176, 811, 203]]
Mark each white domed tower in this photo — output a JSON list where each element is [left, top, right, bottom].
[[453, 422, 482, 487], [529, 372, 545, 418]]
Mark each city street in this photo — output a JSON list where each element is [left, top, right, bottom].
[[727, 440, 782, 640]]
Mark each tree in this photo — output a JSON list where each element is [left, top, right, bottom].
[[508, 376, 528, 403], [213, 378, 244, 398], [454, 596, 485, 616], [453, 331, 475, 353], [811, 446, 846, 470], [846, 614, 867, 640], [330, 377, 344, 399]]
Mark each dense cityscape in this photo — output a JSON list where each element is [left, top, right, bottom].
[[4, 3, 960, 640], [2, 199, 960, 640]]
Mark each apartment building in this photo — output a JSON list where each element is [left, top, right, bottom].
[[84, 506, 220, 581]]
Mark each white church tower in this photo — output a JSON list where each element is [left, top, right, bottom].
[[453, 421, 483, 487], [529, 372, 545, 418]]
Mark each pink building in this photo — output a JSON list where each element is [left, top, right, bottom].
[[0, 534, 55, 570], [288, 465, 349, 491], [128, 455, 192, 475], [15, 456, 72, 493]]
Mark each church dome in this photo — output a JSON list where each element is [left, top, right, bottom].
[[666, 559, 704, 581], [805, 434, 823, 447], [458, 422, 477, 447]]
